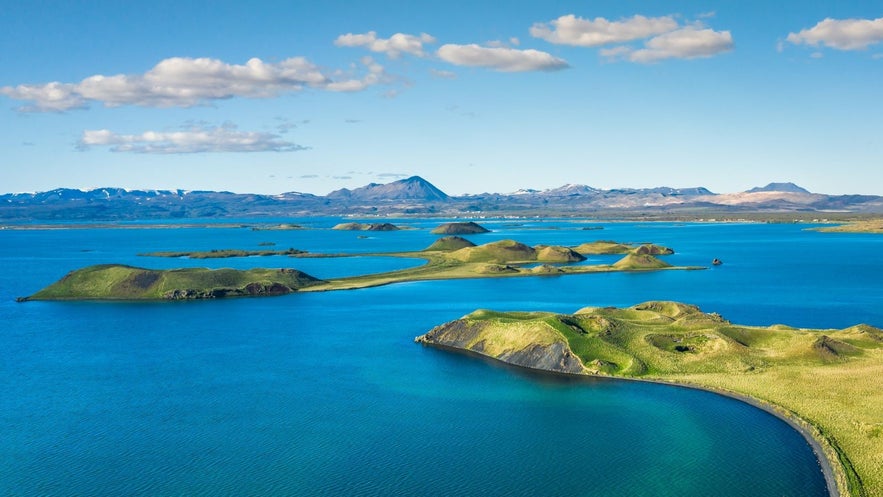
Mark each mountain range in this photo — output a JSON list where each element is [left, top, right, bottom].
[[2, 176, 882, 221]]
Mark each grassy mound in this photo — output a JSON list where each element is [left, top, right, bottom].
[[612, 254, 672, 270], [450, 240, 585, 263], [534, 245, 586, 262], [24, 264, 324, 300], [632, 244, 675, 255], [418, 302, 883, 496], [574, 241, 674, 255], [573, 240, 634, 254], [430, 221, 490, 235], [423, 236, 477, 251]]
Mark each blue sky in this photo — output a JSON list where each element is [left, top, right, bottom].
[[2, 0, 882, 195]]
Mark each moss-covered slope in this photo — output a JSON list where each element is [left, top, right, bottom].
[[23, 264, 325, 301]]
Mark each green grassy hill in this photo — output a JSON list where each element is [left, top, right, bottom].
[[449, 240, 585, 263], [24, 265, 324, 300], [417, 302, 883, 497], [430, 221, 490, 235], [423, 236, 477, 251], [574, 241, 674, 255]]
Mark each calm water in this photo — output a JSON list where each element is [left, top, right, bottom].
[[2, 220, 881, 496]]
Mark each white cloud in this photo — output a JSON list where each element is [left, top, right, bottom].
[[0, 56, 386, 112], [334, 31, 436, 58], [603, 27, 733, 63], [787, 17, 883, 50], [437, 44, 569, 72], [78, 123, 308, 153], [530, 14, 679, 47]]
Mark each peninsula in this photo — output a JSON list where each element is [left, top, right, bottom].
[[416, 302, 883, 497]]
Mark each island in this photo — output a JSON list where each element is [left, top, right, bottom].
[[416, 301, 883, 497], [19, 265, 324, 301], [430, 221, 490, 235], [332, 222, 402, 231], [21, 239, 695, 300], [139, 248, 307, 258]]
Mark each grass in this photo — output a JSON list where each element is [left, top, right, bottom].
[[423, 236, 476, 251], [573, 241, 674, 255], [416, 302, 883, 497], [25, 238, 693, 298], [430, 221, 490, 234], [25, 265, 324, 300], [810, 219, 883, 234]]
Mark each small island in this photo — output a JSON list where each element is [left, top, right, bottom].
[[332, 222, 402, 231], [430, 221, 490, 235], [139, 248, 307, 258], [19, 265, 324, 301], [416, 302, 883, 497]]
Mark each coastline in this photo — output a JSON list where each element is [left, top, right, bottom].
[[624, 377, 842, 497], [421, 343, 843, 497]]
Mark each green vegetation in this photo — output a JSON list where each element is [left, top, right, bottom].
[[810, 219, 883, 234], [573, 240, 674, 255], [447, 240, 585, 263], [430, 221, 490, 235], [332, 222, 401, 231], [22, 265, 324, 301], [423, 236, 477, 251], [417, 302, 883, 497], [140, 248, 306, 258], [25, 238, 691, 298]]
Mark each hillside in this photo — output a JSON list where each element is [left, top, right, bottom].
[[21, 265, 325, 300]]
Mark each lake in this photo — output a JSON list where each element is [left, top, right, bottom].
[[2, 219, 880, 496]]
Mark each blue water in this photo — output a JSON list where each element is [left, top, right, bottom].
[[3, 220, 881, 496]]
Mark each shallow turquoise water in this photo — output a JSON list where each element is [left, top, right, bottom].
[[3, 220, 880, 496]]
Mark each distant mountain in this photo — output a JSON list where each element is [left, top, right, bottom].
[[746, 182, 810, 194], [327, 176, 448, 202], [2, 177, 882, 221]]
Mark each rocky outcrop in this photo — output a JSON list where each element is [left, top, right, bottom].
[[416, 319, 585, 374]]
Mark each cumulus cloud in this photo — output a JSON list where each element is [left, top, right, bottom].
[[78, 123, 308, 154], [437, 44, 569, 72], [530, 14, 679, 46], [787, 17, 883, 50], [602, 27, 733, 63], [334, 31, 436, 58], [0, 56, 386, 112]]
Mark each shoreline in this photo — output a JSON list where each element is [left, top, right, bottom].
[[421, 342, 843, 497], [623, 377, 841, 497]]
